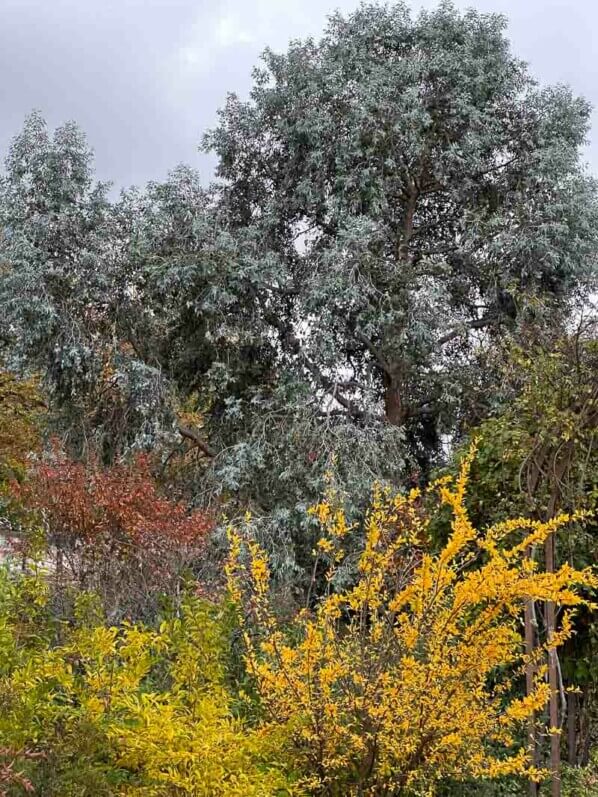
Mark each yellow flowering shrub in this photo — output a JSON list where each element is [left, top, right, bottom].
[[226, 447, 596, 796], [0, 571, 295, 796]]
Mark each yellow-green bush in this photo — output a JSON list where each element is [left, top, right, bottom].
[[0, 568, 295, 796]]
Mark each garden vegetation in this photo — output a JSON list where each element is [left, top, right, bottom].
[[0, 2, 597, 795]]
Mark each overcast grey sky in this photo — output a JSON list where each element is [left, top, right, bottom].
[[1, 0, 596, 189]]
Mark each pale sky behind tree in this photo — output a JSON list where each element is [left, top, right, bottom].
[[1, 0, 596, 189]]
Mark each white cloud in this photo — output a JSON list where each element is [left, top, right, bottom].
[[214, 13, 255, 48], [177, 9, 257, 75]]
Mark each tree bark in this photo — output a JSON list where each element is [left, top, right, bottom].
[[524, 544, 539, 797], [580, 684, 591, 766], [545, 530, 560, 797], [567, 690, 577, 766], [384, 381, 408, 426]]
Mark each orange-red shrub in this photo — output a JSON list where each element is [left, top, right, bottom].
[[13, 452, 212, 619]]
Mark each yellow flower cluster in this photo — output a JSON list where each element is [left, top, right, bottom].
[[227, 445, 596, 796]]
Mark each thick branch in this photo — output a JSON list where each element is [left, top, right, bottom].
[[177, 424, 216, 458], [436, 314, 498, 348], [353, 330, 393, 377], [245, 281, 368, 421]]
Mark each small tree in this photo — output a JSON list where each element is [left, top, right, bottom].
[[227, 448, 596, 796], [460, 331, 598, 793]]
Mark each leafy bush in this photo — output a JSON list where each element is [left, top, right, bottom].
[[562, 757, 598, 797], [0, 568, 295, 796], [11, 452, 212, 620], [0, 371, 43, 486]]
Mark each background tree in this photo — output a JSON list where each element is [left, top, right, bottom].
[[0, 112, 173, 461]]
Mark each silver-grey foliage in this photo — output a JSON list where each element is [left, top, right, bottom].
[[204, 1, 598, 466], [0, 112, 174, 458], [1, 2, 597, 583]]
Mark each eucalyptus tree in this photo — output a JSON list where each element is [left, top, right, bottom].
[[127, 1, 598, 581], [0, 112, 172, 458], [0, 112, 109, 380], [126, 165, 407, 582], [204, 1, 598, 473]]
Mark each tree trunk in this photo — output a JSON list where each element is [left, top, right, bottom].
[[543, 455, 572, 797], [384, 380, 408, 426], [524, 583, 539, 797], [545, 530, 560, 797], [579, 684, 591, 766], [567, 691, 577, 766]]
